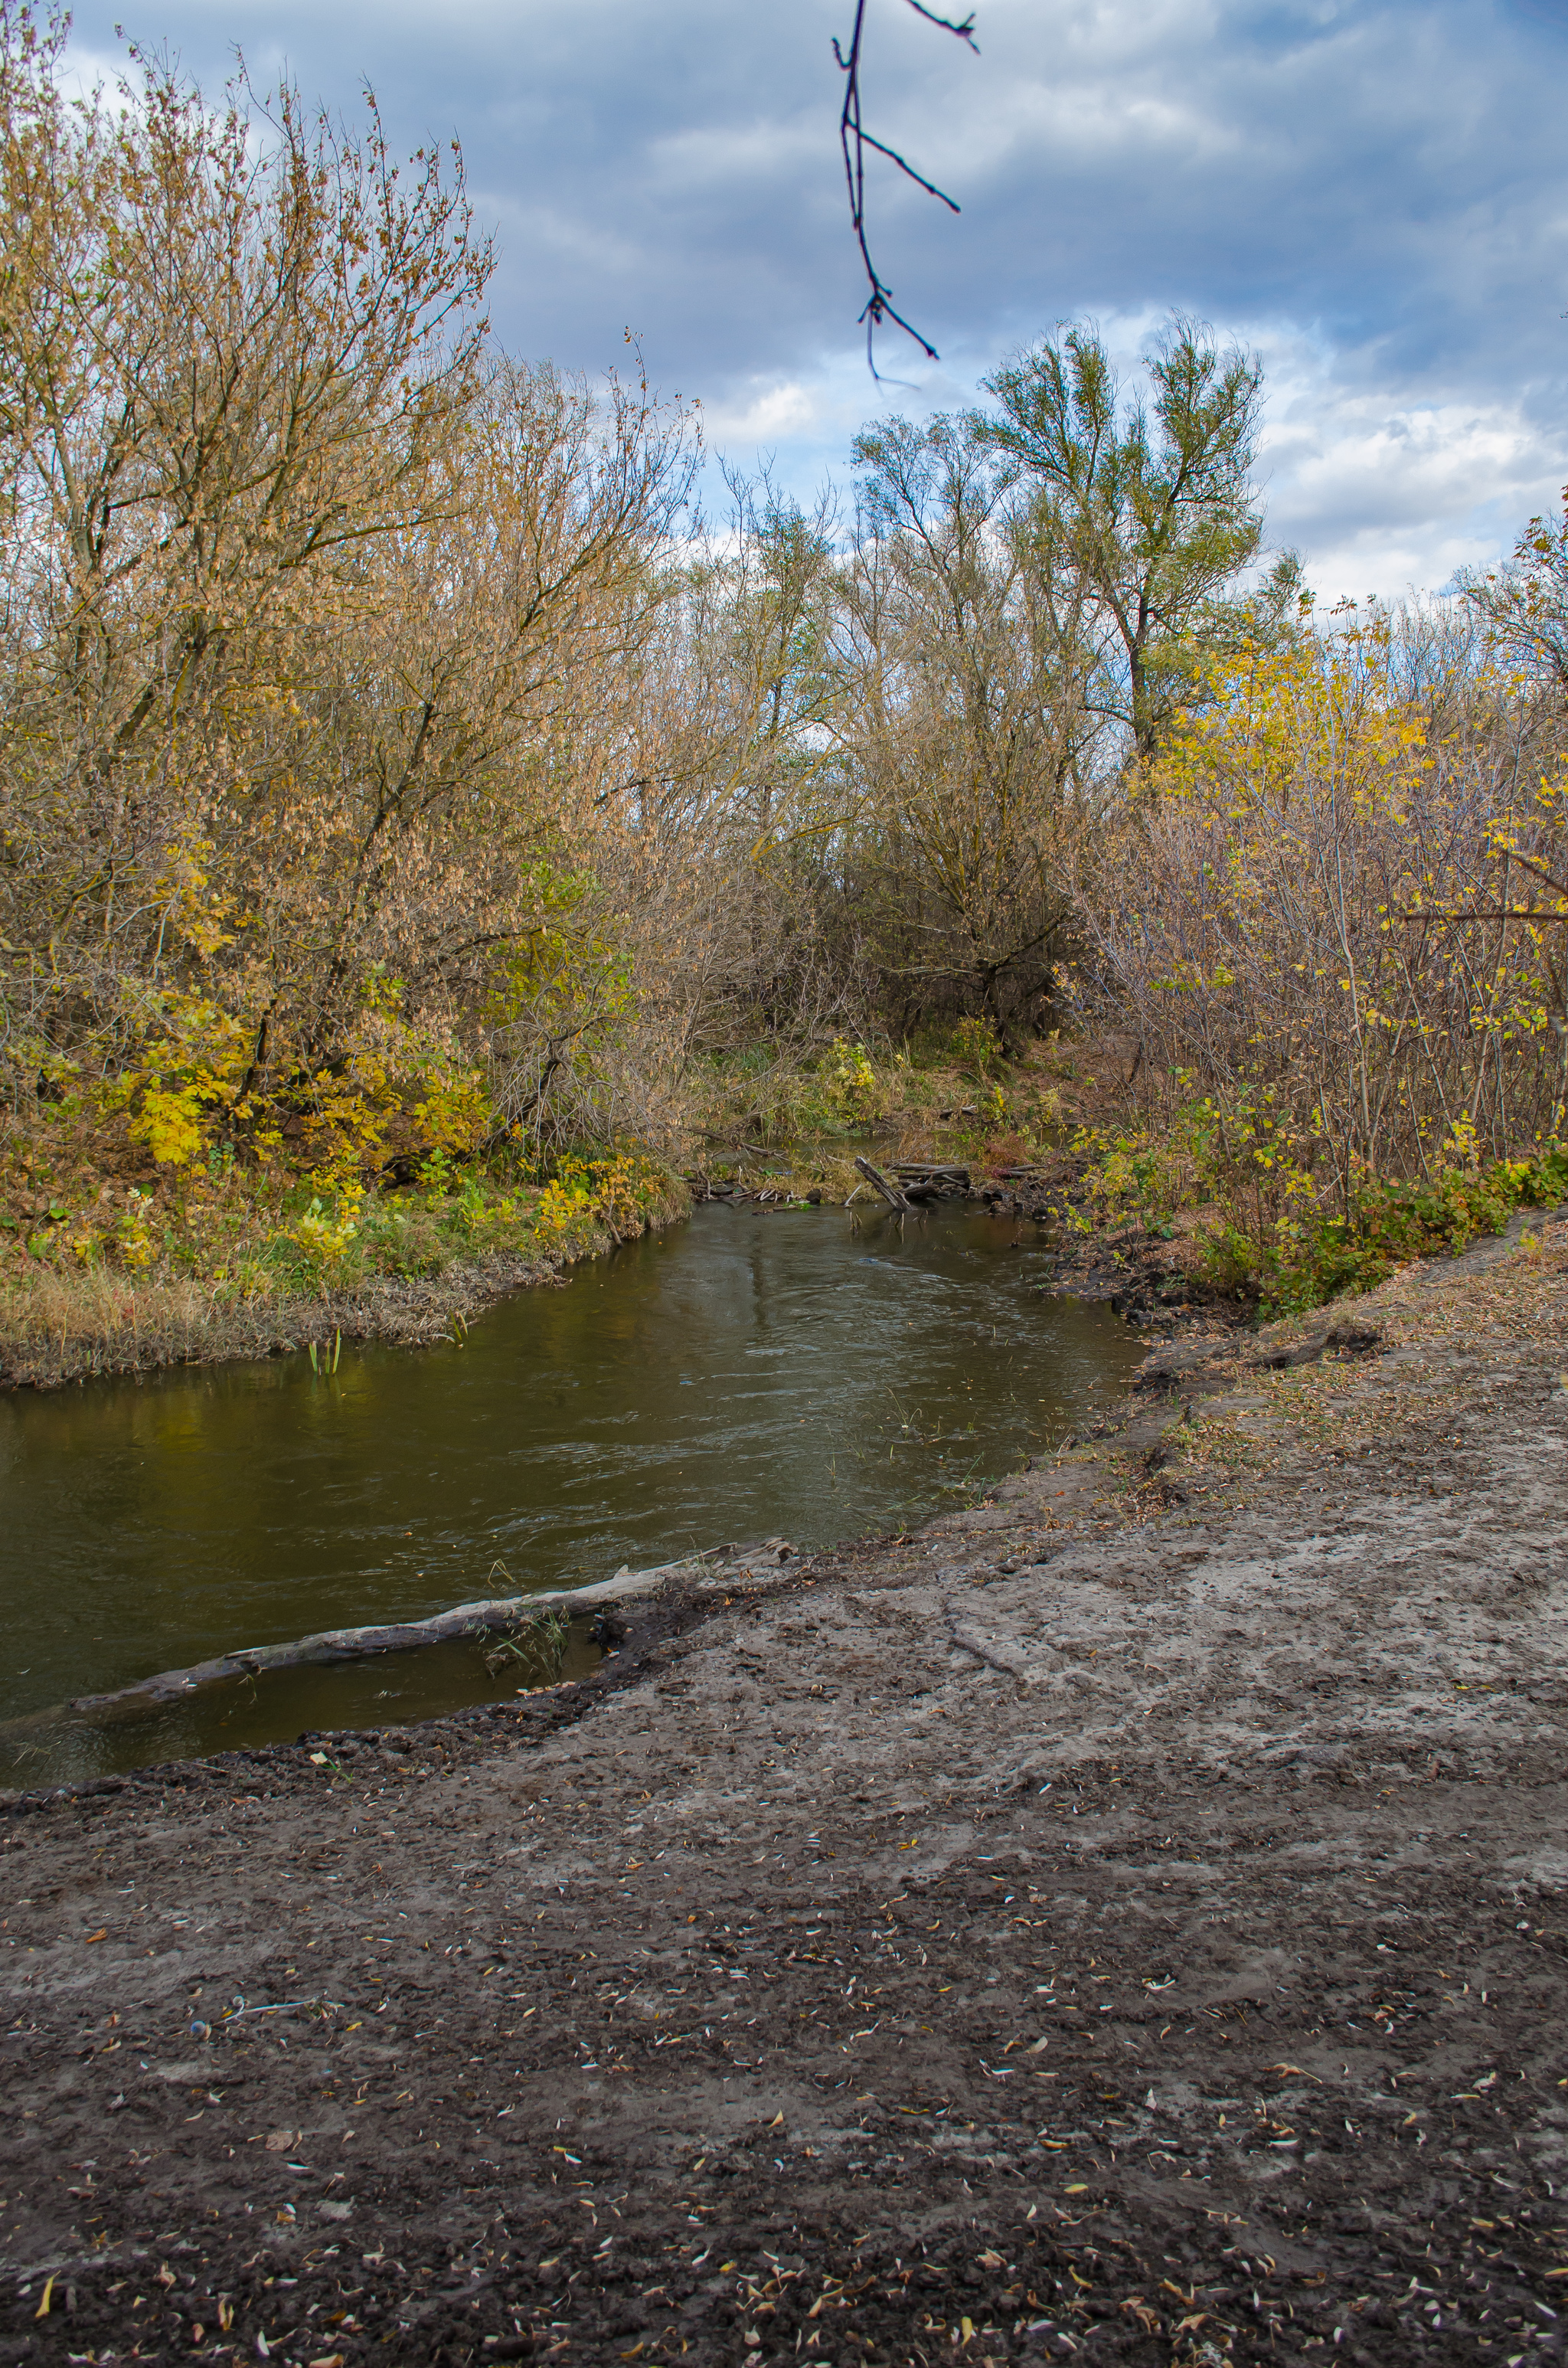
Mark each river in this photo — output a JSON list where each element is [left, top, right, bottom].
[[0, 1199, 1142, 1777]]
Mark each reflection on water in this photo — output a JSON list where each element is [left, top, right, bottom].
[[0, 1199, 1141, 1773]]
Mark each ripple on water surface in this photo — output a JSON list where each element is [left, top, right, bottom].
[[0, 1199, 1142, 1774]]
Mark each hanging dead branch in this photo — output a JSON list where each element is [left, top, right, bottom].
[[834, 0, 977, 373]]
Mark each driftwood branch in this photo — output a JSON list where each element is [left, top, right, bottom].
[[0, 1563, 702, 1740], [854, 1153, 913, 1209], [2, 1541, 807, 1747]]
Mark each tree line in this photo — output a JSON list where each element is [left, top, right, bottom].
[[2, 9, 1564, 1244]]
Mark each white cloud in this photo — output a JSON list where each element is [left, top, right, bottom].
[[700, 378, 835, 448], [1251, 327, 1563, 599]]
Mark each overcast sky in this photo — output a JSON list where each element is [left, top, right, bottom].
[[62, 0, 1568, 599]]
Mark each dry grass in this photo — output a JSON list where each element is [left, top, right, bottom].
[[0, 1267, 248, 1385], [0, 1258, 528, 1388], [0, 1179, 690, 1388]]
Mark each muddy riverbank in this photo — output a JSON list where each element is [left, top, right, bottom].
[[2, 1209, 1566, 2366], [0, 1202, 1141, 1765]]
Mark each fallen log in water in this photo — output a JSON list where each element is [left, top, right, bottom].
[[2, 1558, 719, 1738], [2, 1539, 808, 1743], [853, 1155, 913, 1209], [890, 1163, 969, 1203]]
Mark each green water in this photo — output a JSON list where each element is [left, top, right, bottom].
[[0, 1199, 1142, 1778]]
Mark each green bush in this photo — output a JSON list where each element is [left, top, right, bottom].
[[1201, 1147, 1568, 1316], [950, 1015, 1004, 1077]]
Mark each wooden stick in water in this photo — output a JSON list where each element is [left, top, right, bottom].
[[853, 1154, 913, 1209]]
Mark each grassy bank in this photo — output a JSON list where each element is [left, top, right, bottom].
[[0, 1151, 686, 1388], [1060, 1089, 1568, 1316], [694, 1025, 1568, 1319], [9, 1018, 1562, 1388]]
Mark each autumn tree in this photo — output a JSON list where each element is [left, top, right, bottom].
[[0, 6, 488, 1078], [832, 411, 1108, 1037], [1462, 486, 1568, 698], [0, 8, 704, 1169]]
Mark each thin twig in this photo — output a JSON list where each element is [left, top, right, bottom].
[[834, 0, 978, 374]]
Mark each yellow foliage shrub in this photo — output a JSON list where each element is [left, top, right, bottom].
[[112, 994, 254, 1169]]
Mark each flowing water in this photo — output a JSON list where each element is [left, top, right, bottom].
[[0, 1199, 1142, 1779]]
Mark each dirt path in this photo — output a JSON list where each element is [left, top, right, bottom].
[[3, 1215, 1566, 2366]]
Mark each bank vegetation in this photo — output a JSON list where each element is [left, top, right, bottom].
[[2, 9, 1565, 1365]]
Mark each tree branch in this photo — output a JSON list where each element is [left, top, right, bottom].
[[835, 0, 977, 375]]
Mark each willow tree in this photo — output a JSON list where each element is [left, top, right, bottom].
[[0, 6, 491, 1072], [979, 316, 1273, 758], [0, 8, 712, 1174]]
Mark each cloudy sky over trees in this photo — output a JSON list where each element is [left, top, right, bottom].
[[60, 0, 1568, 598]]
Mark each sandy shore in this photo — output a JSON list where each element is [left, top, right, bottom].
[[2, 1208, 1565, 2365]]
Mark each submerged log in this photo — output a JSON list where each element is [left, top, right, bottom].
[[853, 1154, 913, 1209], [3, 1558, 710, 1738]]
